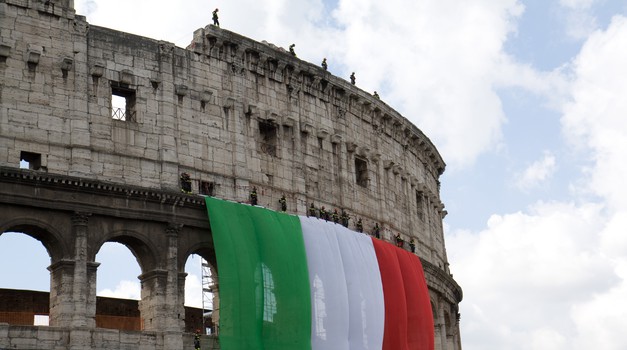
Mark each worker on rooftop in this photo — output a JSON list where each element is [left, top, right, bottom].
[[212, 8, 220, 26]]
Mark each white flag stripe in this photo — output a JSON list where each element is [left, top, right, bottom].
[[300, 216, 385, 350], [335, 226, 385, 350]]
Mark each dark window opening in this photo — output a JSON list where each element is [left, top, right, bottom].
[[259, 120, 277, 157], [200, 181, 215, 196], [111, 82, 136, 122], [20, 151, 41, 170], [355, 157, 368, 188]]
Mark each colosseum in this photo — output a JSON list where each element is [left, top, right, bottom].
[[0, 0, 463, 349]]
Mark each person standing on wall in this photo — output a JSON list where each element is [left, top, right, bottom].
[[212, 8, 219, 26]]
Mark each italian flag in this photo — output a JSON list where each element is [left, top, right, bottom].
[[205, 197, 434, 350]]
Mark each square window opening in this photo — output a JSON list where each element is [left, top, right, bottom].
[[20, 151, 41, 170], [111, 82, 136, 122]]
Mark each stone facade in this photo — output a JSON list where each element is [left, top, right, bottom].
[[0, 0, 462, 349]]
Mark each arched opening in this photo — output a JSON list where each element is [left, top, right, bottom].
[[94, 241, 142, 331], [0, 231, 52, 326], [183, 251, 218, 335]]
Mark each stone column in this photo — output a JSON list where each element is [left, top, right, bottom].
[[163, 223, 184, 350], [70, 212, 90, 327], [47, 213, 92, 330], [69, 212, 93, 350], [138, 269, 168, 331], [139, 223, 184, 349], [48, 259, 76, 326], [86, 261, 100, 328], [177, 272, 188, 331]]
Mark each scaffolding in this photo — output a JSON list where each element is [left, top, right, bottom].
[[201, 258, 214, 334]]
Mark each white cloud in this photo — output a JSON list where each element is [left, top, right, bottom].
[[449, 201, 615, 350], [559, 0, 596, 10], [559, 0, 600, 40], [562, 15, 627, 210], [450, 14, 627, 350], [184, 273, 204, 309], [330, 0, 528, 168], [514, 151, 557, 190], [98, 280, 141, 300]]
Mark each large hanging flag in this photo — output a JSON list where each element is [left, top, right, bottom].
[[205, 197, 434, 350]]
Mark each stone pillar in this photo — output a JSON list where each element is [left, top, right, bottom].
[[177, 272, 188, 331], [69, 212, 93, 350], [48, 259, 76, 326], [138, 223, 184, 349], [70, 212, 90, 328], [47, 211, 93, 337], [86, 261, 100, 328], [163, 223, 184, 350], [139, 269, 169, 331]]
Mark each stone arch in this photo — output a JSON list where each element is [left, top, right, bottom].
[[0, 217, 69, 263], [181, 242, 219, 334], [90, 229, 161, 332], [180, 242, 216, 273], [91, 229, 159, 273]]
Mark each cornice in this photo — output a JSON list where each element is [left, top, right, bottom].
[[0, 166, 206, 208]]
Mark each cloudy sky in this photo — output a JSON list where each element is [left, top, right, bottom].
[[2, 0, 627, 348]]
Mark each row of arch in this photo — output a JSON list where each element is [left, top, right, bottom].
[[0, 213, 218, 334], [1, 218, 460, 350]]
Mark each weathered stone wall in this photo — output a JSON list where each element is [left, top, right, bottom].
[[0, 0, 448, 268], [0, 0, 462, 349], [0, 323, 220, 350]]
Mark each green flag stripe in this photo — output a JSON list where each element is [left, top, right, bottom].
[[205, 197, 312, 350]]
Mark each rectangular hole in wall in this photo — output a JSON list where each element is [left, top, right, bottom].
[[355, 157, 369, 188], [259, 120, 277, 157], [111, 82, 136, 121], [200, 181, 215, 196], [20, 151, 41, 170]]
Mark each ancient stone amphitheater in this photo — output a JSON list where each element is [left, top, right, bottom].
[[0, 0, 462, 349]]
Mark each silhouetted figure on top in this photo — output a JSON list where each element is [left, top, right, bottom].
[[212, 8, 220, 26]]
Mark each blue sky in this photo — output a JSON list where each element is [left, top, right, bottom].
[[2, 1, 627, 349]]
